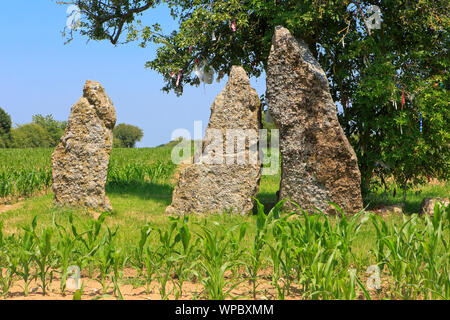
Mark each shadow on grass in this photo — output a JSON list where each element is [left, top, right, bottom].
[[255, 192, 279, 214], [363, 181, 449, 215], [364, 194, 423, 214], [107, 181, 440, 215], [108, 182, 281, 215], [106, 181, 174, 203], [260, 191, 433, 215], [364, 189, 447, 214]]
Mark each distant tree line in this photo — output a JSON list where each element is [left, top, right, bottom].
[[0, 107, 143, 148], [0, 110, 66, 148]]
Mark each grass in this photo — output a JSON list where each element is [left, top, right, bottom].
[[365, 182, 449, 213], [0, 145, 449, 300]]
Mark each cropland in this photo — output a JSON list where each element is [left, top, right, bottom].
[[0, 145, 449, 300]]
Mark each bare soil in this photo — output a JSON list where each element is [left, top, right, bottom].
[[0, 202, 23, 214], [3, 268, 389, 300]]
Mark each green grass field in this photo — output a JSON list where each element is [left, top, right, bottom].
[[0, 146, 449, 300]]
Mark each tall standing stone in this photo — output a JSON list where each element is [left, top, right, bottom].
[[166, 66, 261, 215], [266, 26, 363, 214], [52, 80, 117, 212]]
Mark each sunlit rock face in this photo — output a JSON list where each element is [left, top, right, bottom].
[[266, 26, 363, 214], [167, 66, 262, 215], [52, 80, 116, 212]]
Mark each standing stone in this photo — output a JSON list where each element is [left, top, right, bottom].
[[167, 66, 261, 215], [266, 26, 363, 214], [373, 203, 405, 215], [420, 197, 449, 216], [52, 80, 117, 212]]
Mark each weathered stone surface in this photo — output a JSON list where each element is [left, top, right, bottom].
[[420, 197, 449, 216], [52, 80, 117, 212], [167, 66, 261, 215], [266, 26, 363, 214], [373, 203, 405, 215]]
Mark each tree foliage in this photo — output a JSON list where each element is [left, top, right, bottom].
[[62, 0, 449, 194], [32, 114, 67, 147], [113, 123, 144, 148], [0, 107, 12, 148], [10, 124, 52, 148], [0, 107, 12, 136], [4, 114, 66, 149]]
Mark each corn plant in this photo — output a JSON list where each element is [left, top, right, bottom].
[[154, 219, 181, 300], [15, 222, 36, 296], [0, 166, 51, 200], [285, 202, 369, 299], [328, 203, 368, 268], [0, 222, 18, 300], [130, 224, 152, 277], [0, 262, 15, 300], [421, 204, 450, 299], [338, 269, 358, 300], [171, 216, 199, 300], [370, 203, 449, 299], [268, 222, 295, 299], [143, 247, 159, 295], [111, 248, 127, 300], [246, 199, 285, 298], [24, 217, 55, 295], [370, 214, 421, 298], [226, 222, 248, 281], [195, 222, 244, 300], [94, 226, 118, 294], [71, 212, 109, 277], [53, 214, 84, 295]]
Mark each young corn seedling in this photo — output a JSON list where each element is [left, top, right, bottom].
[[419, 204, 449, 299], [370, 213, 424, 299], [72, 281, 86, 300], [226, 223, 248, 280], [154, 217, 183, 299], [111, 248, 127, 300], [269, 220, 295, 299], [333, 268, 359, 300], [265, 205, 290, 300], [328, 203, 368, 269], [73, 212, 109, 278], [155, 254, 173, 300], [25, 217, 54, 296], [53, 214, 84, 295], [171, 216, 199, 300], [143, 246, 159, 295], [16, 220, 36, 296], [131, 224, 152, 277], [0, 261, 16, 300], [247, 199, 285, 299], [268, 240, 284, 300], [95, 226, 118, 294], [0, 220, 4, 248], [0, 224, 19, 300], [284, 203, 320, 288], [196, 222, 244, 300]]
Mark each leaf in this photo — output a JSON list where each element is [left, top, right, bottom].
[[73, 289, 82, 300]]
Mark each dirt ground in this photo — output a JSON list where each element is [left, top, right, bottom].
[[0, 202, 23, 214], [3, 268, 388, 300], [5, 269, 298, 300]]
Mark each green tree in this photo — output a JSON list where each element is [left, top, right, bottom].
[[113, 123, 144, 148], [32, 114, 66, 147], [0, 107, 12, 148], [0, 107, 11, 135], [10, 124, 52, 148], [64, 0, 449, 194]]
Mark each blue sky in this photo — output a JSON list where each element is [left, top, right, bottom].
[[0, 1, 266, 147]]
